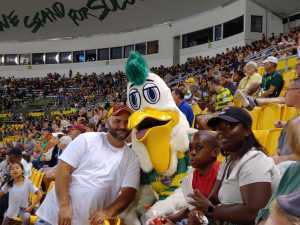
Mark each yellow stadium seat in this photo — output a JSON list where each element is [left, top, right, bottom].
[[249, 107, 262, 130], [277, 59, 286, 71], [257, 104, 282, 130], [280, 70, 296, 96], [288, 56, 298, 69], [192, 103, 202, 116], [253, 130, 270, 148], [265, 128, 282, 156], [281, 106, 299, 121]]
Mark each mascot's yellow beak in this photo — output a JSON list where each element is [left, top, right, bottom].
[[128, 108, 179, 174]]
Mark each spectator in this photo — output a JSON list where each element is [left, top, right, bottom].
[[0, 148, 32, 223], [67, 124, 87, 140], [265, 189, 300, 225], [220, 73, 236, 95], [42, 135, 72, 188], [238, 61, 262, 96], [256, 116, 300, 225], [207, 77, 233, 112], [0, 144, 7, 163], [172, 88, 194, 127], [148, 130, 220, 225], [32, 127, 57, 169], [258, 56, 283, 97], [242, 78, 300, 165], [189, 107, 280, 225], [0, 162, 42, 225], [35, 104, 140, 225], [198, 78, 209, 103]]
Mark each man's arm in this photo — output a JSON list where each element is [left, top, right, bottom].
[[260, 85, 276, 97], [106, 187, 137, 216], [55, 160, 75, 225], [255, 96, 285, 106], [245, 82, 261, 96], [90, 187, 137, 225], [272, 153, 300, 164]]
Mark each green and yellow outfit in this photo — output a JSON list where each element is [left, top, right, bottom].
[[141, 152, 189, 200], [260, 71, 283, 97], [215, 87, 233, 111]]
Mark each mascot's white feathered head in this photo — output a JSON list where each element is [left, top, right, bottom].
[[126, 52, 194, 176]]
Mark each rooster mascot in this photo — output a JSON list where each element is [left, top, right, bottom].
[[123, 52, 195, 225]]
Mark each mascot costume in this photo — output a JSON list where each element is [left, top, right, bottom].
[[124, 52, 195, 225]]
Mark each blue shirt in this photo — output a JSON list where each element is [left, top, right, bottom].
[[179, 101, 194, 127]]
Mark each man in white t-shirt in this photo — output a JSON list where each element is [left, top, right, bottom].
[[36, 104, 140, 225]]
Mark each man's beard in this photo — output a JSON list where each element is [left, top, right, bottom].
[[108, 128, 131, 142]]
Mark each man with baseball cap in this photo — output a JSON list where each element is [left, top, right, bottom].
[[257, 56, 283, 97], [36, 103, 139, 225]]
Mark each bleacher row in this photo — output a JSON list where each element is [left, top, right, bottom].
[[251, 104, 298, 155], [248, 56, 298, 156]]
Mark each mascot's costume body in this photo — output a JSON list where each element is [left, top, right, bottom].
[[124, 52, 195, 225]]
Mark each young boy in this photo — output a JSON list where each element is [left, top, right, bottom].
[[148, 130, 220, 225]]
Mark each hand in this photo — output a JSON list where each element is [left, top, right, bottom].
[[274, 120, 286, 128], [188, 189, 213, 213], [188, 210, 207, 225], [148, 217, 174, 225], [25, 206, 33, 213], [90, 209, 111, 225], [58, 204, 72, 225], [272, 155, 286, 165]]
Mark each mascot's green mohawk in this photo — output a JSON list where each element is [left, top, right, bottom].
[[125, 52, 149, 86]]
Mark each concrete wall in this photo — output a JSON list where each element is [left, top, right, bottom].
[[245, 0, 283, 44], [0, 0, 284, 78]]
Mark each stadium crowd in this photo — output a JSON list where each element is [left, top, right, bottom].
[[0, 30, 299, 225]]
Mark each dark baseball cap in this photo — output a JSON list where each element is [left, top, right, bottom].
[[42, 127, 53, 133], [8, 148, 22, 156], [277, 189, 300, 217], [207, 106, 252, 129]]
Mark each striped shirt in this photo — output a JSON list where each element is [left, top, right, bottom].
[[215, 87, 234, 111]]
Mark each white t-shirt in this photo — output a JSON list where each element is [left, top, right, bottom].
[[37, 132, 140, 225], [2, 178, 38, 219], [217, 149, 280, 205]]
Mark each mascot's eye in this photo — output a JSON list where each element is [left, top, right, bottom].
[[143, 83, 160, 104], [129, 89, 141, 110]]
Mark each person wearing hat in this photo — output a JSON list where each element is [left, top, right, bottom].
[[237, 78, 300, 166], [265, 189, 300, 225], [188, 107, 280, 225], [68, 124, 87, 140], [237, 61, 262, 96], [258, 56, 283, 97], [35, 103, 140, 225]]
